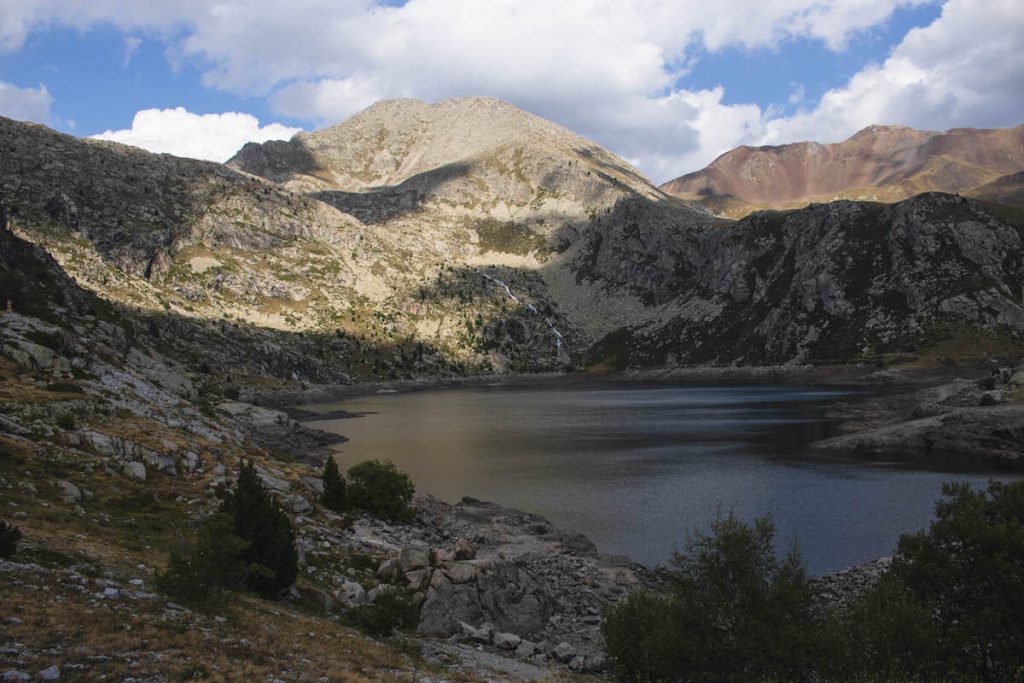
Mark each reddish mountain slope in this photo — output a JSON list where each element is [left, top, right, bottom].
[[661, 124, 1024, 217]]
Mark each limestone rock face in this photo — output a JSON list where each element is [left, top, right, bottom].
[[417, 557, 552, 638], [581, 193, 1024, 367]]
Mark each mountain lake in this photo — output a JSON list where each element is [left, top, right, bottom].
[[302, 381, 1018, 574]]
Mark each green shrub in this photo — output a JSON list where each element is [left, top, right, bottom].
[[347, 460, 414, 522], [321, 455, 347, 513], [220, 461, 298, 597], [887, 480, 1024, 680], [839, 571, 939, 680], [156, 513, 249, 606], [44, 381, 83, 394], [602, 512, 822, 682], [345, 588, 419, 638], [0, 518, 22, 558], [55, 413, 75, 430]]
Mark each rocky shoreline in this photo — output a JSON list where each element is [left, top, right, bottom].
[[811, 368, 1024, 467]]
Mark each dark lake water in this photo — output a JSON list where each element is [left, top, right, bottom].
[[303, 381, 1014, 574]]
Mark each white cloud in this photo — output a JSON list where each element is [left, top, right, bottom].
[[0, 81, 52, 123], [762, 0, 1024, 145], [271, 76, 384, 123], [123, 35, 142, 66], [4, 0, 1022, 182], [91, 107, 302, 162]]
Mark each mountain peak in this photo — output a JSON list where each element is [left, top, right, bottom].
[[661, 122, 1024, 216], [228, 95, 669, 218]]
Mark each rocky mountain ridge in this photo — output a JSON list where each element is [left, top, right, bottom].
[[662, 123, 1024, 217], [2, 100, 1024, 383]]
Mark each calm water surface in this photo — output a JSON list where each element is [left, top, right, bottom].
[[304, 382, 1014, 574]]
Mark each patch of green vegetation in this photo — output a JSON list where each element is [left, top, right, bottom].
[[344, 588, 420, 638], [44, 381, 83, 394], [24, 329, 64, 350], [604, 480, 1024, 682], [474, 218, 548, 255]]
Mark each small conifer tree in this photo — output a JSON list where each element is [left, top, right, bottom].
[[220, 461, 298, 596], [0, 518, 21, 559], [321, 455, 347, 512]]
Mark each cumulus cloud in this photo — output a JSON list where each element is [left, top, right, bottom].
[[3, 0, 1022, 181], [91, 107, 302, 162], [0, 81, 52, 124], [271, 76, 384, 123]]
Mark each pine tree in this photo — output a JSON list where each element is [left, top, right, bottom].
[[0, 518, 21, 559], [220, 461, 297, 596], [321, 455, 347, 513]]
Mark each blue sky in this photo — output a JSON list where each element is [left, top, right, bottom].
[[0, 0, 1020, 182]]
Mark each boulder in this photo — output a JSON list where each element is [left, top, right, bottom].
[[561, 531, 597, 556], [376, 559, 398, 582], [257, 472, 291, 493], [514, 640, 539, 658], [458, 621, 494, 644], [295, 584, 333, 612], [35, 666, 61, 681], [398, 544, 430, 572], [493, 631, 522, 650], [123, 461, 146, 482], [337, 580, 367, 606], [551, 642, 575, 663], [282, 494, 312, 514], [453, 537, 477, 560], [181, 451, 201, 473], [57, 480, 81, 504], [404, 568, 431, 591]]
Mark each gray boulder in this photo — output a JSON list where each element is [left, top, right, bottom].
[[551, 642, 575, 663], [337, 580, 367, 606], [123, 461, 146, 481], [493, 631, 522, 650], [398, 544, 430, 572], [57, 480, 81, 504]]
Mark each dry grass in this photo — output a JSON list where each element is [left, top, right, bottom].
[[1, 574, 449, 681]]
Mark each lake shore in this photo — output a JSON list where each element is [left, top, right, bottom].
[[251, 362, 1022, 472]]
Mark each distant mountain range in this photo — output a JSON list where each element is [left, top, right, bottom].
[[1, 99, 1022, 381], [661, 124, 1024, 217]]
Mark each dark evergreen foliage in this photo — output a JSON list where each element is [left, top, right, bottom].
[[0, 518, 21, 558], [602, 512, 821, 682], [603, 480, 1024, 682], [220, 460, 298, 596], [321, 455, 347, 513], [347, 460, 415, 522], [155, 513, 249, 606]]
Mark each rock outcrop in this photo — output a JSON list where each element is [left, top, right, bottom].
[[2, 102, 1023, 380]]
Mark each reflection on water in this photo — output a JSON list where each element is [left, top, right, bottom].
[[304, 382, 1015, 574]]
